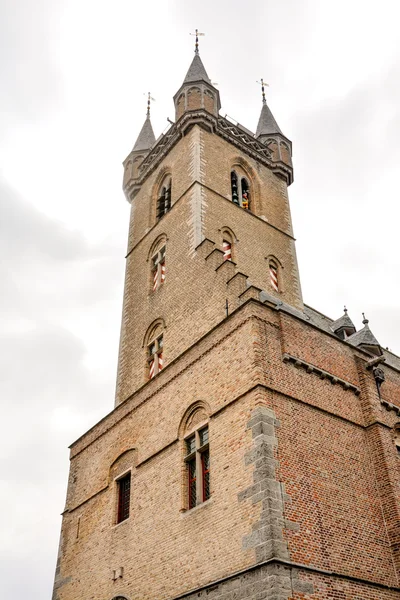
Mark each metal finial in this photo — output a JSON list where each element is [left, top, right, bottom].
[[362, 312, 369, 325], [256, 79, 269, 105], [144, 92, 156, 118], [344, 305, 347, 314], [190, 28, 205, 54]]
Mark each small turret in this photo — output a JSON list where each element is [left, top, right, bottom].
[[255, 79, 293, 175], [331, 307, 356, 340], [173, 30, 220, 123], [347, 314, 382, 356], [123, 94, 156, 202]]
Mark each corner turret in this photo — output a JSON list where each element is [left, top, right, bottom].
[[255, 79, 293, 177], [123, 95, 156, 202]]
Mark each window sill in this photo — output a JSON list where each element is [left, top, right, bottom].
[[180, 497, 213, 516], [112, 517, 130, 530]]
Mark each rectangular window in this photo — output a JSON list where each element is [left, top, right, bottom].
[[201, 449, 210, 502], [188, 458, 197, 509], [117, 473, 131, 523]]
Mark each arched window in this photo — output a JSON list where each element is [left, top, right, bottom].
[[185, 424, 210, 509], [230, 170, 251, 210], [221, 229, 235, 262], [151, 245, 166, 291], [145, 321, 164, 380], [179, 402, 211, 510], [269, 260, 279, 292], [156, 178, 172, 221]]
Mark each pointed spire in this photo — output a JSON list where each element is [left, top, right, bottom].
[[132, 94, 156, 152], [256, 101, 282, 137], [183, 53, 211, 85], [331, 308, 356, 338]]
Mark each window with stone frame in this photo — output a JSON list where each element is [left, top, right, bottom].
[[185, 425, 210, 509], [116, 472, 131, 524], [151, 245, 166, 292], [230, 170, 251, 210], [148, 333, 163, 379], [156, 178, 172, 221]]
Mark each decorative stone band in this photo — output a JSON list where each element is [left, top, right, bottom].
[[380, 399, 400, 416], [282, 353, 360, 395]]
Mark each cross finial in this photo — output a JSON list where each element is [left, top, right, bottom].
[[256, 79, 269, 105], [190, 28, 205, 54], [145, 92, 156, 118]]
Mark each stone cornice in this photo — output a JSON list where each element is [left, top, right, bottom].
[[125, 110, 294, 196]]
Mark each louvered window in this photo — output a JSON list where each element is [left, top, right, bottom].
[[156, 181, 172, 221], [117, 473, 131, 523]]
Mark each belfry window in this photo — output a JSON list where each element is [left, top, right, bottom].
[[185, 426, 210, 509], [230, 171, 250, 210], [148, 334, 163, 379], [116, 472, 131, 524], [269, 261, 279, 292], [152, 246, 166, 291], [241, 178, 250, 210], [156, 180, 172, 221]]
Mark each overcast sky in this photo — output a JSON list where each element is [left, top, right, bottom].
[[1, 1, 400, 598]]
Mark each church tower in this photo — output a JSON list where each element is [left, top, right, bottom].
[[53, 40, 400, 600]]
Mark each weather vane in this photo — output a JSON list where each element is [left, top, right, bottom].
[[256, 79, 269, 104], [190, 28, 205, 54], [143, 92, 156, 117]]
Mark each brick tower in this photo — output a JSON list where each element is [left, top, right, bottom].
[[53, 43, 400, 600]]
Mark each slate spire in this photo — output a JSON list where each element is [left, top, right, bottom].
[[182, 53, 212, 85], [132, 116, 155, 152], [132, 94, 156, 152], [256, 96, 282, 137]]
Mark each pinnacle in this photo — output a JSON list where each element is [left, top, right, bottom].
[[132, 115, 156, 152]]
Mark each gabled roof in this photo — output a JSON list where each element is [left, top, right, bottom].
[[183, 53, 211, 85], [132, 116, 155, 152], [256, 101, 282, 137]]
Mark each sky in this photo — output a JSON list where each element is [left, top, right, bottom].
[[1, 1, 400, 598]]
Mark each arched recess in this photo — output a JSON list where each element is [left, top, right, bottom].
[[178, 399, 211, 438], [109, 449, 137, 485], [187, 86, 202, 110], [230, 157, 261, 215], [220, 226, 237, 262], [150, 166, 172, 225], [110, 595, 131, 600], [143, 318, 165, 349], [147, 233, 168, 262]]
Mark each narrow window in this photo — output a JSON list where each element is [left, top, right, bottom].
[[152, 246, 166, 292], [231, 171, 239, 205], [241, 178, 250, 210], [222, 239, 232, 261], [156, 180, 172, 221], [185, 426, 210, 509], [269, 262, 279, 292], [117, 473, 131, 523], [148, 334, 163, 379]]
